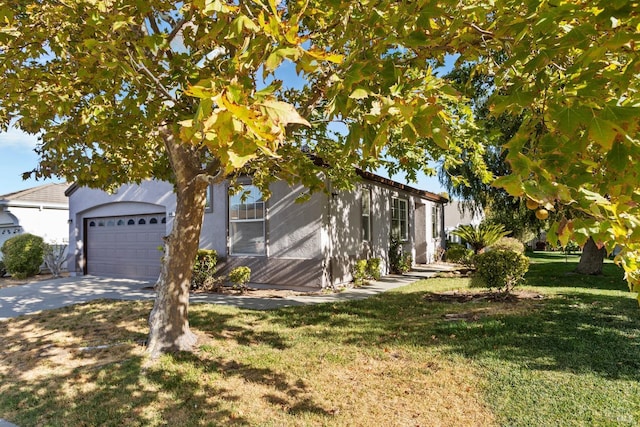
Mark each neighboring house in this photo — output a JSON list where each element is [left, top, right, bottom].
[[444, 200, 484, 244], [65, 172, 447, 290], [0, 183, 71, 259]]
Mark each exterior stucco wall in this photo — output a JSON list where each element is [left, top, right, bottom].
[[214, 180, 325, 290], [327, 181, 445, 285]]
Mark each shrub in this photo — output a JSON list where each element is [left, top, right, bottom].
[[366, 258, 382, 280], [1, 233, 45, 279], [43, 242, 68, 278], [489, 237, 525, 254], [389, 236, 412, 274], [0, 260, 6, 277], [473, 249, 529, 294], [452, 223, 510, 254], [191, 249, 220, 291], [445, 244, 474, 264], [351, 259, 368, 286], [228, 266, 251, 293], [351, 258, 382, 287]]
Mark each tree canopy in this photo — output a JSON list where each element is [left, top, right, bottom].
[[2, 0, 639, 354]]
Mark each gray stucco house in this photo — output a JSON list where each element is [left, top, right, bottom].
[[65, 172, 447, 290]]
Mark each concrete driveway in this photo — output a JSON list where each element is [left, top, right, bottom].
[[0, 276, 157, 320]]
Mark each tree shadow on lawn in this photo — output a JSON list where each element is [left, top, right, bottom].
[[525, 257, 628, 292], [0, 300, 325, 426], [268, 288, 640, 382]]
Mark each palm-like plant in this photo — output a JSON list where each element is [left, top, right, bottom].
[[452, 223, 510, 254]]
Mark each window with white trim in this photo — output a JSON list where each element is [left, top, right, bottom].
[[391, 197, 408, 241], [229, 185, 266, 255], [362, 188, 371, 242]]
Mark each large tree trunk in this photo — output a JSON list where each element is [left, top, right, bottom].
[[146, 128, 210, 358], [575, 237, 606, 276]]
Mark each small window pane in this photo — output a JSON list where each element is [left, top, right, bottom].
[[138, 218, 146, 225], [117, 219, 125, 226], [127, 219, 135, 225], [89, 221, 96, 227], [150, 218, 158, 224], [230, 222, 265, 255]]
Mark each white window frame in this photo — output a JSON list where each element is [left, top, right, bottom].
[[362, 188, 371, 242], [391, 197, 408, 241], [205, 185, 213, 213], [229, 185, 266, 256]]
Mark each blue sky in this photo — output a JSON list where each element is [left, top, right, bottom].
[[0, 128, 65, 195]]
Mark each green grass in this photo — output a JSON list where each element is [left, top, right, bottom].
[[0, 252, 638, 426]]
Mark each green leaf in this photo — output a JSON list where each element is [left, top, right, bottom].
[[265, 47, 299, 71], [555, 105, 590, 134], [493, 174, 524, 197], [589, 117, 620, 149]]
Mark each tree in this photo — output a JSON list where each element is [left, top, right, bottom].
[[452, 223, 510, 254], [1, 0, 639, 358], [438, 61, 542, 243], [575, 237, 607, 276]]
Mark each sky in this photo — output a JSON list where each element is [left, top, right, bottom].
[[0, 127, 65, 196]]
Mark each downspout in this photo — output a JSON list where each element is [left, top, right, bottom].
[[326, 177, 335, 288]]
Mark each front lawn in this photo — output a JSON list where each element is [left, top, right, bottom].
[[0, 252, 638, 426]]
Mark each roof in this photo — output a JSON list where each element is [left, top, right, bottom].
[[357, 170, 449, 203], [0, 183, 70, 207]]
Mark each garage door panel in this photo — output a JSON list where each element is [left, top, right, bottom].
[[86, 213, 165, 279]]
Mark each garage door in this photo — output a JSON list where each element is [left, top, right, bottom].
[[86, 214, 166, 279]]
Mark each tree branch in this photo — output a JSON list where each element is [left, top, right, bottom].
[[126, 48, 175, 101]]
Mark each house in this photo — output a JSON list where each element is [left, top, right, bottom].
[[0, 183, 70, 259], [65, 172, 447, 290], [444, 200, 484, 244]]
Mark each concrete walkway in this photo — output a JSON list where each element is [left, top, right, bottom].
[[0, 264, 455, 320]]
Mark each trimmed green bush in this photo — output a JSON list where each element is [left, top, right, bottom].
[[352, 257, 382, 286], [229, 266, 251, 293], [473, 249, 529, 294], [366, 258, 381, 280], [1, 233, 45, 279], [351, 259, 368, 286], [191, 249, 220, 291], [489, 237, 525, 253], [445, 245, 474, 264]]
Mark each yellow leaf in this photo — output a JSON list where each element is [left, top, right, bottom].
[[349, 88, 370, 99]]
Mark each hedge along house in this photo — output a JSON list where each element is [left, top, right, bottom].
[[0, 183, 70, 260], [65, 172, 447, 290]]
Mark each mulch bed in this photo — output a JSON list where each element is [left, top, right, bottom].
[[424, 289, 545, 303]]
